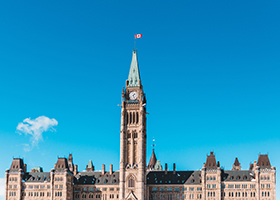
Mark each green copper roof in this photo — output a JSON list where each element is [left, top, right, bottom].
[[127, 50, 141, 87], [87, 160, 93, 168], [154, 160, 162, 171], [34, 166, 43, 172]]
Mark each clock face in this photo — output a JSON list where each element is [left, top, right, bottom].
[[129, 91, 138, 100]]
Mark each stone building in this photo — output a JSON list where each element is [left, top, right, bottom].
[[5, 50, 276, 200]]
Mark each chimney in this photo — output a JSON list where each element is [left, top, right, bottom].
[[74, 164, 78, 176], [173, 163, 176, 174], [110, 164, 113, 175], [102, 164, 105, 175], [23, 164, 27, 173], [253, 161, 257, 168], [165, 163, 168, 175]]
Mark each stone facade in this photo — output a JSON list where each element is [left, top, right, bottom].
[[5, 50, 276, 200]]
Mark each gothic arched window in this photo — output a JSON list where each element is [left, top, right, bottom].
[[128, 177, 135, 188]]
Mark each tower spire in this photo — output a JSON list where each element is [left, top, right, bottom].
[[127, 50, 141, 87]]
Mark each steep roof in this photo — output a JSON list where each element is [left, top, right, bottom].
[[88, 160, 93, 168], [234, 157, 240, 166], [86, 160, 94, 171], [23, 172, 51, 182], [257, 154, 271, 169], [9, 158, 24, 171], [147, 150, 157, 170], [74, 171, 119, 185], [154, 160, 162, 171], [55, 158, 69, 171], [205, 152, 217, 168], [147, 171, 201, 185], [127, 50, 141, 87], [222, 170, 253, 182]]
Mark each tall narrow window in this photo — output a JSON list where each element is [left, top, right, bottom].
[[133, 112, 135, 123], [136, 112, 139, 124], [128, 177, 135, 188]]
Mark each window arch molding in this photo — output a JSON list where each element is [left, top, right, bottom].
[[126, 174, 137, 188]]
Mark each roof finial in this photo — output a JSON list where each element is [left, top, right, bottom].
[[152, 138, 156, 151]]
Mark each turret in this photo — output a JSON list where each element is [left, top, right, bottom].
[[205, 152, 218, 169], [54, 157, 69, 171], [147, 150, 157, 170], [86, 160, 94, 172], [232, 157, 241, 170], [68, 154, 74, 172]]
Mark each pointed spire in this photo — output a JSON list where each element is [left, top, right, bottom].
[[127, 50, 141, 87], [86, 160, 94, 171], [232, 157, 241, 170], [234, 157, 240, 166], [88, 160, 93, 168], [147, 150, 157, 170]]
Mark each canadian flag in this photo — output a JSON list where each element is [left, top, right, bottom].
[[135, 34, 142, 39]]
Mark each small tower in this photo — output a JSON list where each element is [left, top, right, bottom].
[[154, 160, 163, 171], [257, 154, 271, 168], [203, 152, 221, 200], [232, 157, 241, 170], [86, 160, 95, 171], [205, 152, 218, 168], [68, 154, 74, 172], [147, 150, 157, 170], [6, 158, 25, 200]]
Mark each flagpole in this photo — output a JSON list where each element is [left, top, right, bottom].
[[134, 37, 136, 50]]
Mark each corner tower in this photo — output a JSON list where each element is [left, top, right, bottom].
[[119, 50, 147, 200]]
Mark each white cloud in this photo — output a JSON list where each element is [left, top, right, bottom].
[[16, 116, 58, 151], [0, 178, 4, 198]]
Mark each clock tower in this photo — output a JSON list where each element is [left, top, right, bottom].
[[119, 50, 147, 200]]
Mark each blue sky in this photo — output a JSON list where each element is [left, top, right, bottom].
[[0, 0, 280, 198]]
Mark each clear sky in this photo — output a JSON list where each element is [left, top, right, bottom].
[[0, 0, 279, 198]]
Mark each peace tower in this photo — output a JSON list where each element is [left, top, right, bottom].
[[119, 50, 147, 200]]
